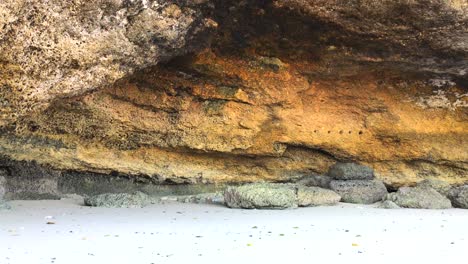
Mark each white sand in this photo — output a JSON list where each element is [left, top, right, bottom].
[[1, 197, 467, 264]]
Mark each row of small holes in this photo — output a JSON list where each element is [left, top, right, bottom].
[[313, 130, 363, 135]]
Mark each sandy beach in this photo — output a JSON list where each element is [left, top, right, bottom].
[[1, 197, 467, 264]]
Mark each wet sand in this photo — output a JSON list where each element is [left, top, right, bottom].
[[1, 197, 467, 264]]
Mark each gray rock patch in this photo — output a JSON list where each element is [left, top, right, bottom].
[[328, 162, 374, 180], [417, 179, 451, 197], [224, 183, 297, 209], [297, 186, 341, 207], [84, 191, 155, 208], [378, 200, 401, 209], [385, 186, 452, 209], [448, 185, 468, 209], [0, 174, 6, 200], [296, 175, 333, 188], [330, 179, 387, 204], [175, 192, 224, 205]]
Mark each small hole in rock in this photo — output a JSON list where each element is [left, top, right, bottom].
[[29, 124, 40, 132]]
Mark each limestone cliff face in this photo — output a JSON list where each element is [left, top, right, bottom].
[[0, 0, 467, 187], [0, 0, 216, 126]]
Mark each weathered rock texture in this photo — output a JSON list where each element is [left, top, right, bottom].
[[448, 185, 468, 208], [296, 175, 333, 189], [224, 183, 298, 209], [330, 179, 388, 204], [0, 0, 216, 125], [0, 172, 6, 199], [385, 186, 452, 209], [378, 200, 401, 209], [0, 155, 225, 199], [224, 183, 340, 209], [297, 186, 341, 207], [416, 179, 452, 197], [0, 1, 467, 188], [84, 191, 155, 208], [328, 163, 374, 180], [174, 192, 224, 205]]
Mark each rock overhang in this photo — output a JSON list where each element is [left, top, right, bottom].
[[0, 0, 466, 187]]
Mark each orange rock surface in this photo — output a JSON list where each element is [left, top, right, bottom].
[[0, 1, 466, 187], [1, 49, 466, 186]]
